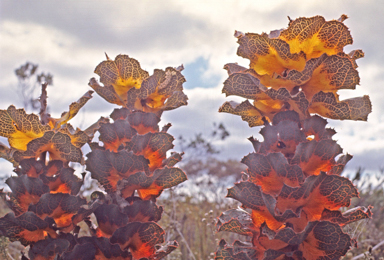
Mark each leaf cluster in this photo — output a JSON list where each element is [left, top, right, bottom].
[[216, 15, 373, 260], [0, 54, 188, 259]]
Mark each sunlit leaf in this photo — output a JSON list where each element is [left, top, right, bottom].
[[219, 100, 264, 127], [49, 91, 93, 128], [0, 106, 50, 151], [236, 32, 306, 76], [91, 54, 149, 106], [309, 91, 371, 121], [13, 131, 84, 163], [126, 67, 188, 114], [279, 15, 352, 59]]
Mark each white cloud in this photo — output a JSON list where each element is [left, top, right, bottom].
[[0, 0, 384, 176]]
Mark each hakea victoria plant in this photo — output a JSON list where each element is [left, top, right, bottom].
[[215, 15, 373, 259], [0, 54, 188, 259]]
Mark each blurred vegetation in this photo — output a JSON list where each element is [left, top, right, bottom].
[[342, 169, 384, 260], [14, 62, 53, 111], [158, 189, 244, 260]]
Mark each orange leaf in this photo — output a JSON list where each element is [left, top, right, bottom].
[[276, 172, 358, 222]]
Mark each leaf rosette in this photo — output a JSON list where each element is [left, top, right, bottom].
[[89, 54, 188, 114], [0, 54, 187, 259], [220, 15, 371, 126], [216, 15, 372, 260]]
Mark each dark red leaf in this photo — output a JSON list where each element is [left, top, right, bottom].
[[291, 139, 342, 176], [320, 206, 372, 226], [126, 132, 174, 171], [127, 111, 160, 134], [28, 193, 86, 230], [2, 175, 49, 215], [28, 237, 70, 260], [62, 236, 132, 260], [110, 221, 164, 259], [14, 158, 45, 177], [242, 152, 305, 195], [118, 167, 187, 199], [216, 208, 256, 236], [227, 181, 297, 230], [86, 149, 149, 193], [124, 197, 163, 222], [41, 167, 83, 195], [153, 240, 179, 259], [0, 212, 57, 245], [215, 239, 258, 260], [259, 221, 352, 259], [99, 120, 137, 152], [93, 204, 129, 237], [276, 172, 358, 223]]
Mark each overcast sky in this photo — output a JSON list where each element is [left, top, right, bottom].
[[1, 0, 383, 178]]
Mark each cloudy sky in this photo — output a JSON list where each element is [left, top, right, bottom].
[[1, 0, 383, 178]]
